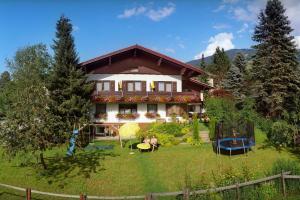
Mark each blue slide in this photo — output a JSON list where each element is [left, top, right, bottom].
[[66, 129, 79, 156]]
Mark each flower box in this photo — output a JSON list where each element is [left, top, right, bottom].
[[94, 113, 107, 120], [116, 113, 139, 119], [145, 112, 160, 119]]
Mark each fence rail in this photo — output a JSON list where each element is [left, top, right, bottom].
[[0, 171, 299, 200]]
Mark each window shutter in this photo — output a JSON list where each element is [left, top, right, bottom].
[[154, 81, 158, 92], [122, 81, 127, 92], [142, 81, 146, 92], [110, 81, 115, 92], [172, 82, 177, 92]]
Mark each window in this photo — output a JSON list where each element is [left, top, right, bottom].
[[96, 104, 106, 114], [135, 82, 141, 91], [97, 81, 110, 92], [147, 104, 158, 113], [157, 82, 173, 92], [119, 104, 137, 114], [127, 81, 142, 92], [127, 82, 134, 92], [158, 82, 165, 92], [166, 83, 172, 92]]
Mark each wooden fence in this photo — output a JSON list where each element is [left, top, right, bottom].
[[0, 171, 300, 200]]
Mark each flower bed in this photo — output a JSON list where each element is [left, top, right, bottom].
[[116, 113, 139, 120]]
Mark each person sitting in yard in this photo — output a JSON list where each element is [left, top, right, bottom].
[[150, 135, 158, 152], [143, 136, 150, 144]]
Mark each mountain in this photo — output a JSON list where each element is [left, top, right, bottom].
[[187, 48, 300, 67]]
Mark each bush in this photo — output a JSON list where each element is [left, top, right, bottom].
[[192, 114, 199, 141], [268, 121, 297, 147], [205, 97, 236, 122], [147, 122, 185, 137], [209, 117, 217, 140]]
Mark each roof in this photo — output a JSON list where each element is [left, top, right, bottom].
[[80, 44, 206, 75], [189, 78, 213, 89]]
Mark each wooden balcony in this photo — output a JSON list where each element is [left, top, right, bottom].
[[91, 91, 201, 103]]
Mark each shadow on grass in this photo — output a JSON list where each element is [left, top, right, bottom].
[[38, 150, 119, 187], [288, 147, 300, 160]]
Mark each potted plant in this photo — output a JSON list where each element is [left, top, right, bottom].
[[145, 112, 160, 119], [116, 113, 140, 119]]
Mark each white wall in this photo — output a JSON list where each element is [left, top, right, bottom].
[[92, 103, 167, 123], [87, 74, 182, 92]]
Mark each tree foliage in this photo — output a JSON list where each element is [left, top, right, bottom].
[[252, 0, 300, 119], [0, 44, 62, 169], [207, 47, 231, 87], [48, 15, 94, 131]]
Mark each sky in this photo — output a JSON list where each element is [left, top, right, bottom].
[[1, 0, 300, 73]]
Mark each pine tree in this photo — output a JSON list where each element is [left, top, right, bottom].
[[199, 54, 206, 69], [233, 53, 246, 74], [223, 63, 243, 101], [207, 47, 231, 87], [252, 0, 300, 119], [48, 15, 93, 131]]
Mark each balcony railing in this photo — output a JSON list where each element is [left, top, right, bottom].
[[91, 91, 201, 103]]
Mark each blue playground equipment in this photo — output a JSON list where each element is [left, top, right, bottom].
[[214, 120, 255, 156], [66, 129, 79, 156]]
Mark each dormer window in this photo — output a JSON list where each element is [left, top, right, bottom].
[[97, 81, 110, 92], [158, 82, 173, 92], [127, 81, 142, 92]]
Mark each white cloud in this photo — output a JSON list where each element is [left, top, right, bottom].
[[228, 0, 300, 34], [146, 3, 175, 21], [195, 32, 235, 59], [213, 23, 231, 30], [118, 3, 175, 21], [213, 5, 226, 12], [293, 36, 300, 49], [237, 23, 249, 34], [118, 6, 147, 18], [165, 48, 175, 53]]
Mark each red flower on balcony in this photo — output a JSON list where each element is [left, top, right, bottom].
[[145, 112, 160, 119], [94, 113, 107, 120], [116, 113, 140, 119]]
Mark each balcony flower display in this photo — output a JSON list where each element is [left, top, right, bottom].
[[94, 113, 107, 120], [145, 112, 160, 119], [116, 113, 140, 119]]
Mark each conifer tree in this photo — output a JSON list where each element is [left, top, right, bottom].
[[0, 71, 11, 89], [223, 53, 248, 105], [48, 15, 93, 131], [252, 0, 300, 119], [207, 47, 231, 87], [199, 54, 206, 69]]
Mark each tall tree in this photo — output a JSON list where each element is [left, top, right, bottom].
[[223, 62, 244, 102], [48, 15, 93, 131], [0, 44, 60, 169], [207, 47, 231, 87], [199, 54, 206, 69], [233, 53, 246, 74], [252, 0, 300, 119], [0, 71, 11, 89]]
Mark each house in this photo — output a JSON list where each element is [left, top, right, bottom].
[[80, 45, 212, 136]]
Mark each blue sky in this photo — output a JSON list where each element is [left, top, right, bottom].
[[1, 0, 300, 73]]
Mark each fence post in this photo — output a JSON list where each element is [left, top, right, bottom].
[[80, 194, 87, 200], [235, 183, 240, 200], [145, 193, 153, 200], [183, 188, 190, 200], [281, 171, 286, 197], [26, 188, 31, 200]]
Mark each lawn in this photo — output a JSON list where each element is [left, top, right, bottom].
[[0, 129, 299, 199]]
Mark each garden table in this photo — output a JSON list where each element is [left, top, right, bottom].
[[137, 143, 151, 151]]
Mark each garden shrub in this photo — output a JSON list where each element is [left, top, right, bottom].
[[147, 122, 185, 137], [268, 121, 297, 147], [186, 136, 202, 146], [192, 114, 199, 141], [208, 117, 216, 140], [205, 97, 236, 122]]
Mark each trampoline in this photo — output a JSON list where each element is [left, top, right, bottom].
[[214, 120, 255, 156]]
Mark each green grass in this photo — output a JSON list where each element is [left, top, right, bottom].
[[0, 129, 299, 199], [199, 122, 209, 131]]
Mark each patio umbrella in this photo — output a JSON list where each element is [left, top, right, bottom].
[[119, 123, 140, 152]]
